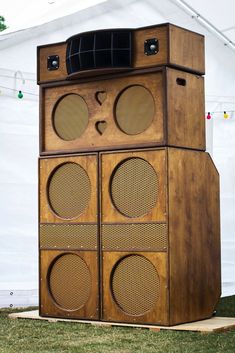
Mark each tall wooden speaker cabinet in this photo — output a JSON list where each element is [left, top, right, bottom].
[[37, 23, 221, 326]]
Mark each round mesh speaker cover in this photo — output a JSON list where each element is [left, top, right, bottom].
[[49, 253, 91, 311], [115, 85, 155, 135], [111, 255, 160, 316], [48, 162, 91, 219], [53, 94, 88, 141], [110, 157, 158, 218]]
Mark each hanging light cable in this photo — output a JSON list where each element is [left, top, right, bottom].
[[171, 0, 235, 51], [14, 70, 25, 99]]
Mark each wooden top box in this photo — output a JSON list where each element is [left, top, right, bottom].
[[39, 67, 205, 155], [37, 23, 205, 84]]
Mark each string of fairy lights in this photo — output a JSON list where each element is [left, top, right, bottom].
[[0, 70, 38, 98], [206, 111, 235, 120], [0, 85, 38, 98], [0, 72, 235, 119]]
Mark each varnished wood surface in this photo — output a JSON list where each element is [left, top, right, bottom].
[[168, 148, 221, 325], [133, 23, 204, 75], [40, 250, 99, 319], [39, 154, 98, 223], [166, 68, 205, 150], [10, 310, 235, 333], [132, 26, 168, 68], [38, 147, 220, 326], [42, 71, 165, 154], [37, 23, 205, 84], [100, 147, 220, 325], [38, 43, 67, 83], [169, 24, 205, 76], [67, 67, 133, 80], [41, 67, 205, 155], [102, 251, 168, 325], [101, 149, 167, 223]]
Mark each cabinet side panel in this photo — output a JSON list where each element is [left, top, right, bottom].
[[169, 25, 205, 75], [168, 148, 220, 325], [166, 68, 205, 150]]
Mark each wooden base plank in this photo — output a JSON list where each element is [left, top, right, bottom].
[[8, 310, 235, 333]]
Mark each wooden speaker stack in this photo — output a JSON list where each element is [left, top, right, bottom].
[[37, 23, 221, 326]]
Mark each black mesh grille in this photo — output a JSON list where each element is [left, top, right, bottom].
[[66, 30, 132, 74]]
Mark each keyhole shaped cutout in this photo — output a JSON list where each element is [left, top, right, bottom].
[[96, 120, 107, 135], [95, 91, 107, 105]]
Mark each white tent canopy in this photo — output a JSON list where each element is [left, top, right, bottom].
[[0, 0, 235, 307]]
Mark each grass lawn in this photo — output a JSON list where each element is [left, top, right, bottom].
[[0, 296, 234, 353]]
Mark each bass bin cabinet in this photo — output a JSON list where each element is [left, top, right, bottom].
[[38, 148, 220, 325], [101, 147, 220, 325], [39, 154, 99, 319]]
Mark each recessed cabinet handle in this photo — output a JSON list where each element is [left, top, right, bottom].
[[176, 78, 186, 86]]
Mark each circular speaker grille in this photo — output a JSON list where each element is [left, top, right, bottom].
[[110, 158, 158, 218], [115, 85, 155, 135], [49, 254, 91, 311], [53, 94, 88, 141], [111, 255, 160, 316], [48, 162, 91, 219]]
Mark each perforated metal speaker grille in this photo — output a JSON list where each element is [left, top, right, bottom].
[[111, 255, 160, 316], [40, 224, 97, 250], [115, 85, 155, 135], [49, 253, 91, 311], [102, 223, 167, 251], [110, 158, 158, 218], [48, 162, 91, 219], [53, 94, 88, 141]]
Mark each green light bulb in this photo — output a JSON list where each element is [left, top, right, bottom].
[[18, 90, 23, 99]]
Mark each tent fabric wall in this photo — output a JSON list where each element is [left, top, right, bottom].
[[0, 0, 235, 307], [0, 93, 38, 307]]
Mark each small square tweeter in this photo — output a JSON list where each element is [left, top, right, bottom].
[[47, 55, 60, 70], [144, 38, 159, 56]]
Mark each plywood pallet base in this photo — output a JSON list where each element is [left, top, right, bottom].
[[8, 310, 235, 333]]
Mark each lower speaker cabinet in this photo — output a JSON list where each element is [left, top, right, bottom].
[[100, 148, 221, 326], [39, 148, 220, 325], [40, 250, 99, 319]]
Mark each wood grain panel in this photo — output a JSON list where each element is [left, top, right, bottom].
[[132, 26, 168, 68], [38, 43, 67, 83], [42, 71, 165, 154], [166, 68, 205, 150], [37, 24, 205, 84], [169, 24, 205, 75], [168, 148, 221, 325], [40, 250, 99, 319], [101, 149, 167, 223], [40, 67, 205, 154], [102, 251, 168, 325], [39, 154, 97, 223]]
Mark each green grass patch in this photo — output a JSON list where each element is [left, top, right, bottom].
[[0, 297, 234, 353], [215, 295, 235, 317]]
